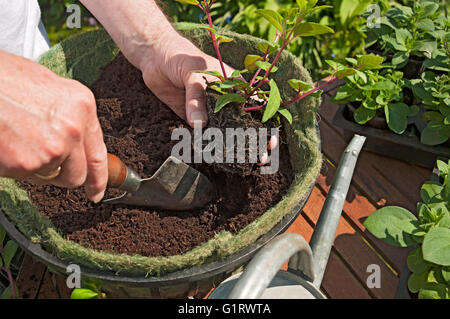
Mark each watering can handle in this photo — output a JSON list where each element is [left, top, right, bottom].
[[228, 233, 314, 299]]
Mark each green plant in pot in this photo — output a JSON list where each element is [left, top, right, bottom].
[[406, 71, 450, 146], [364, 0, 447, 78], [330, 66, 420, 135], [364, 159, 450, 299], [177, 0, 385, 135]]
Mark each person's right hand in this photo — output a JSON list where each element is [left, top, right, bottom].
[[0, 50, 108, 203]]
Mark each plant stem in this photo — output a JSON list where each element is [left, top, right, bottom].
[[0, 266, 16, 299], [248, 18, 301, 97], [203, 0, 228, 80], [281, 76, 338, 106], [249, 33, 281, 89], [244, 100, 267, 112]]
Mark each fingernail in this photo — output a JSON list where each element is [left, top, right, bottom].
[[189, 111, 207, 127], [91, 190, 105, 204]]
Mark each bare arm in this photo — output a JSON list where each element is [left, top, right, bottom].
[[80, 0, 234, 127]]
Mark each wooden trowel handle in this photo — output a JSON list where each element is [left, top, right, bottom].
[[107, 153, 128, 188]]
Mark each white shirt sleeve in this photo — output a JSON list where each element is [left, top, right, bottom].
[[0, 0, 50, 61]]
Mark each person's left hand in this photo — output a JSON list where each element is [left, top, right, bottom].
[[139, 34, 234, 128]]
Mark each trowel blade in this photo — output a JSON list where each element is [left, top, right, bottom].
[[103, 156, 216, 210]]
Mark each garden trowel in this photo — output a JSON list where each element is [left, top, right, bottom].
[[103, 154, 215, 210]]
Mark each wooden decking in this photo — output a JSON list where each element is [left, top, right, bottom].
[[14, 83, 431, 299]]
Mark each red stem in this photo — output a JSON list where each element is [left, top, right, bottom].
[[249, 33, 281, 89], [203, 1, 228, 80], [281, 76, 338, 106], [244, 100, 267, 112], [0, 266, 16, 299]]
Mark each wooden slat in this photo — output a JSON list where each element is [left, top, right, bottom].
[[319, 99, 431, 207], [16, 254, 46, 299], [302, 187, 399, 299], [318, 113, 417, 212], [321, 252, 372, 299]]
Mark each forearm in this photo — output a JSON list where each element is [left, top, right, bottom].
[[80, 0, 181, 70]]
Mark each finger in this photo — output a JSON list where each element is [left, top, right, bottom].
[[50, 145, 87, 189], [268, 135, 278, 150], [184, 73, 208, 128], [83, 115, 108, 203]]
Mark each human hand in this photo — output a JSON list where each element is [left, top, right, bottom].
[[0, 51, 108, 202], [138, 33, 234, 128]]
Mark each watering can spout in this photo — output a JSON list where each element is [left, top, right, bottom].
[[304, 134, 366, 288]]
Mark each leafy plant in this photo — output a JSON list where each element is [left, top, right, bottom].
[[70, 278, 106, 299], [365, 0, 448, 70], [331, 66, 419, 134], [176, 0, 384, 125], [406, 71, 450, 145], [364, 159, 450, 299], [0, 226, 20, 299]]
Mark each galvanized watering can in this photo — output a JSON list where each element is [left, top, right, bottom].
[[209, 134, 367, 299]]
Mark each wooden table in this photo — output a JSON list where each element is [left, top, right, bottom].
[[14, 82, 432, 299]]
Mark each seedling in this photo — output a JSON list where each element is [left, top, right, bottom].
[[331, 67, 420, 135], [176, 0, 385, 125], [407, 71, 450, 145], [365, 1, 448, 69]]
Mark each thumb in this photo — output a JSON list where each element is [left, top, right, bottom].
[[185, 73, 208, 128]]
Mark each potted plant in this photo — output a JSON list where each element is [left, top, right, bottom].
[[332, 0, 449, 168], [364, 159, 450, 299], [364, 0, 446, 79], [0, 0, 337, 299]]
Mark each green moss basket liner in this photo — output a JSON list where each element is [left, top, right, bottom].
[[0, 29, 321, 278]]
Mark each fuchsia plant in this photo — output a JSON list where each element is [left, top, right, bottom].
[[177, 0, 385, 125]]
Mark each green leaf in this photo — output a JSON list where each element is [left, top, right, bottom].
[[70, 288, 99, 299], [385, 103, 409, 134], [407, 248, 429, 274], [422, 227, 450, 266], [2, 240, 18, 268], [0, 225, 5, 244], [192, 70, 224, 81], [278, 108, 293, 124], [408, 271, 429, 293], [215, 34, 233, 45], [293, 22, 334, 37], [353, 105, 376, 124], [257, 43, 279, 55], [175, 22, 215, 34], [231, 69, 248, 78], [215, 93, 245, 113], [288, 79, 311, 92], [175, 0, 199, 5], [420, 181, 443, 204], [356, 55, 385, 71], [335, 68, 356, 79], [244, 54, 263, 71], [262, 79, 281, 123], [418, 283, 449, 299], [391, 51, 410, 68], [254, 61, 278, 73], [363, 206, 418, 247], [420, 121, 450, 146], [255, 9, 285, 32]]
